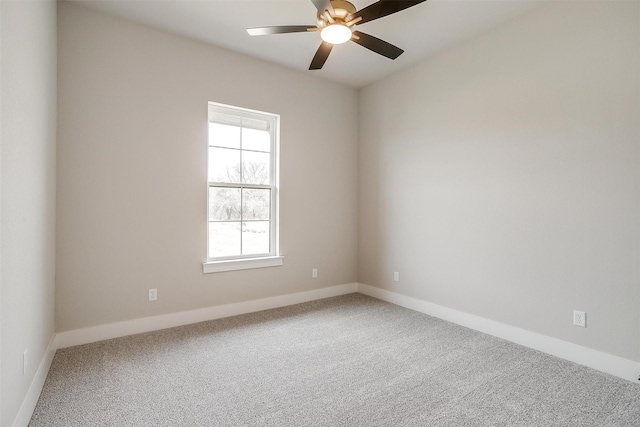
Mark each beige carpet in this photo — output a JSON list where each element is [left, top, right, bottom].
[[30, 294, 640, 426]]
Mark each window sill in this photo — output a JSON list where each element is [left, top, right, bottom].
[[202, 256, 284, 274]]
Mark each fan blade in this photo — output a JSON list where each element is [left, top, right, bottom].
[[347, 0, 426, 25], [309, 41, 333, 70], [311, 0, 335, 16], [351, 31, 404, 59], [247, 26, 316, 36]]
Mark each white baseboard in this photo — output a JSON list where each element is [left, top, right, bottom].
[[18, 281, 637, 427], [13, 334, 57, 427], [358, 283, 640, 384], [56, 283, 359, 349]]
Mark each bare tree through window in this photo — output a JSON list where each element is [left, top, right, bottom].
[[207, 104, 278, 260]]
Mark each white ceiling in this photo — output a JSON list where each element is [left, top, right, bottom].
[[69, 0, 543, 88]]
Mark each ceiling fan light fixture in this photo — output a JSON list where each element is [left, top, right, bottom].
[[246, 0, 427, 69], [320, 24, 352, 44]]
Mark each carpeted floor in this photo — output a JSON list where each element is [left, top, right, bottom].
[[30, 294, 640, 426]]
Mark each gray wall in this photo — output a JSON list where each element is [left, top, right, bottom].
[[359, 1, 640, 362], [56, 2, 359, 332], [1, 1, 57, 425]]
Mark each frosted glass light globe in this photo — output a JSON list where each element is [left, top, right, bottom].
[[320, 24, 352, 44]]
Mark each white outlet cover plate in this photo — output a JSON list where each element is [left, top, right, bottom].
[[573, 310, 586, 327]]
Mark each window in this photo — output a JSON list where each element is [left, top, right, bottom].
[[203, 102, 282, 273]]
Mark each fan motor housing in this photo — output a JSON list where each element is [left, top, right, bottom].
[[317, 0, 357, 27]]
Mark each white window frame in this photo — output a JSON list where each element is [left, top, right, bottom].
[[203, 102, 282, 274]]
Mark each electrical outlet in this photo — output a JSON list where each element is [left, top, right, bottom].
[[23, 349, 28, 375], [149, 288, 157, 302], [573, 310, 586, 327], [393, 272, 400, 282], [312, 268, 318, 278]]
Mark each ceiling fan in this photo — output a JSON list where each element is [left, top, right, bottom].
[[246, 0, 427, 70]]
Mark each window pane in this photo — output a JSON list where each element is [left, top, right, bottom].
[[208, 147, 240, 183], [207, 103, 278, 262], [242, 128, 270, 152], [208, 222, 241, 258], [242, 150, 270, 185], [209, 187, 241, 221], [242, 221, 270, 255], [242, 189, 270, 220], [209, 122, 240, 149]]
